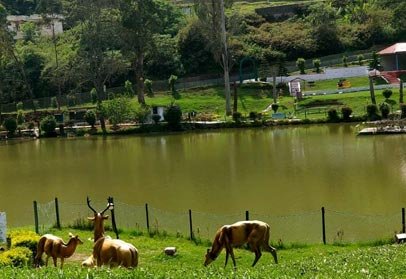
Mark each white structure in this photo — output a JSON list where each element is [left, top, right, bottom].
[[0, 212, 6, 243], [6, 14, 64, 39]]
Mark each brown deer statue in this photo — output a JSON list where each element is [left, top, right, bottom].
[[35, 233, 83, 268], [204, 220, 278, 268], [82, 197, 138, 268]]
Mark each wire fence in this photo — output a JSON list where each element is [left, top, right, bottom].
[[33, 198, 405, 244]]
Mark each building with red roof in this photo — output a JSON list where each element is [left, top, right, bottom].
[[378, 43, 406, 83]]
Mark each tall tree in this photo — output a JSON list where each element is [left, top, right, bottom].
[[194, 0, 233, 115], [36, 0, 63, 109]]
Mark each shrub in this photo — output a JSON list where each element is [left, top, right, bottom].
[[16, 102, 23, 110], [342, 55, 348, 67], [152, 114, 161, 124], [271, 103, 279, 113], [0, 247, 31, 267], [341, 106, 353, 121], [379, 103, 390, 119], [124, 80, 134, 97], [40, 115, 57, 136], [164, 104, 182, 129], [102, 97, 134, 127], [168, 75, 178, 96], [313, 59, 321, 73], [51, 97, 58, 108], [134, 105, 151, 124], [357, 54, 364, 66], [3, 117, 17, 135], [327, 108, 340, 122], [16, 110, 24, 126], [401, 104, 406, 119], [9, 230, 40, 256], [249, 111, 258, 121], [90, 88, 98, 104], [366, 104, 380, 121], [67, 94, 76, 107], [296, 58, 306, 74], [144, 79, 153, 97], [232, 112, 242, 123], [383, 89, 393, 99], [84, 110, 97, 128]]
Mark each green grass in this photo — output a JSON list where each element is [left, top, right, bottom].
[[5, 227, 406, 278], [303, 76, 370, 92]]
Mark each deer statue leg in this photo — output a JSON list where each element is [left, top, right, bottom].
[[52, 256, 57, 267], [45, 255, 50, 267], [263, 244, 278, 264], [224, 249, 229, 267], [252, 247, 262, 267], [229, 247, 236, 268], [60, 258, 64, 268]]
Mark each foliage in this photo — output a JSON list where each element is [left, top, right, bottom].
[[67, 94, 76, 107], [144, 79, 153, 97], [232, 111, 242, 123], [152, 113, 161, 124], [357, 54, 364, 66], [366, 104, 380, 121], [248, 111, 257, 121], [0, 247, 32, 267], [9, 230, 39, 256], [379, 102, 390, 119], [341, 106, 353, 121], [383, 89, 393, 99], [134, 105, 151, 124], [90, 88, 98, 104], [370, 52, 381, 70], [124, 80, 134, 97], [3, 117, 17, 135], [327, 108, 340, 122], [84, 110, 97, 127], [271, 103, 279, 113], [40, 115, 57, 136], [164, 104, 182, 129], [51, 97, 58, 108], [296, 58, 306, 74], [313, 59, 321, 73], [168, 75, 178, 96], [16, 102, 23, 111], [16, 110, 25, 125], [342, 55, 348, 67], [102, 97, 134, 126], [401, 103, 406, 119]]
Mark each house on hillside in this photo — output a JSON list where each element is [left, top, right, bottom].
[[378, 43, 406, 83], [6, 14, 64, 40]]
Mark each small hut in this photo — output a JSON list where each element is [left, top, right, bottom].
[[378, 43, 406, 83]]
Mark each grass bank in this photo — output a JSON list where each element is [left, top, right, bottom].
[[4, 227, 406, 278]]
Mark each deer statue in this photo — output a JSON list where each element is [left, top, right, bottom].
[[35, 233, 83, 268], [204, 220, 278, 268], [82, 197, 138, 268]]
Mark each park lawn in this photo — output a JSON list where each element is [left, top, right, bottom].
[[303, 76, 370, 92], [6, 227, 406, 278]]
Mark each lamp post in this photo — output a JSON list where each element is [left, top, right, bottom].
[[368, 69, 380, 105]]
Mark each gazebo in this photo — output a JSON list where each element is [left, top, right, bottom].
[[378, 43, 406, 83]]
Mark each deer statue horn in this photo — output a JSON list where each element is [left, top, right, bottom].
[[86, 196, 97, 214]]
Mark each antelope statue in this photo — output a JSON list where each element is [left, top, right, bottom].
[[204, 220, 278, 268], [35, 233, 83, 268], [82, 197, 138, 268]]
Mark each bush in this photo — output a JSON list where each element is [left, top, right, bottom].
[[0, 247, 32, 267], [152, 114, 161, 124], [124, 80, 134, 97], [357, 54, 364, 66], [366, 104, 380, 121], [144, 79, 153, 97], [232, 112, 242, 123], [67, 94, 76, 107], [401, 103, 406, 119], [341, 106, 353, 121], [271, 103, 279, 113], [296, 58, 306, 74], [313, 59, 321, 73], [380, 103, 390, 119], [16, 102, 23, 111], [90, 88, 98, 104], [342, 55, 348, 67], [249, 111, 258, 121], [84, 110, 97, 128], [51, 97, 58, 108], [40, 115, 57, 136], [327, 108, 340, 122], [164, 104, 182, 129], [168, 75, 178, 96], [102, 97, 134, 127], [134, 105, 151, 124], [16, 110, 24, 125], [3, 117, 17, 135], [383, 89, 393, 99], [9, 230, 40, 256]]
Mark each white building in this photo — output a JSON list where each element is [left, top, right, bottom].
[[6, 14, 64, 39]]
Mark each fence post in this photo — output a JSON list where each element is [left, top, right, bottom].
[[33, 201, 39, 234], [245, 210, 249, 221], [109, 197, 119, 239], [54, 197, 61, 229], [145, 203, 150, 234], [189, 209, 194, 240], [321, 207, 326, 245], [402, 208, 405, 234]]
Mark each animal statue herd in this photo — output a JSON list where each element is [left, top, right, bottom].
[[34, 197, 278, 269]]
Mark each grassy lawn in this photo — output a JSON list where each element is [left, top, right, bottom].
[[303, 76, 370, 92], [5, 227, 406, 278]]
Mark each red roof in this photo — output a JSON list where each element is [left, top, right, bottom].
[[378, 43, 406, 55]]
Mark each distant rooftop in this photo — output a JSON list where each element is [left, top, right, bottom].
[[378, 43, 406, 55]]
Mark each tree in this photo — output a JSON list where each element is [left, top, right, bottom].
[[296, 58, 306, 74], [194, 0, 233, 115]]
